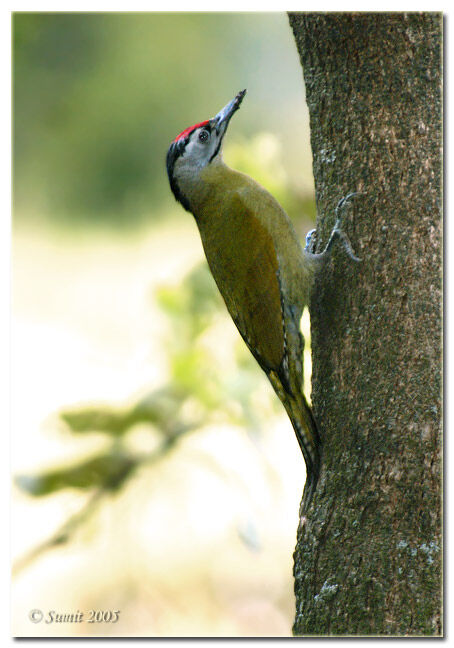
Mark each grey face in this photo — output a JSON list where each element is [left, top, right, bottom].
[[166, 90, 247, 211], [178, 124, 221, 170]]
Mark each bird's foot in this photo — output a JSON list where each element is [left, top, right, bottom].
[[304, 228, 317, 253], [324, 191, 365, 262], [331, 223, 361, 262]]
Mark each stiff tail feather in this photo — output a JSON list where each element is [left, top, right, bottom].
[[268, 370, 321, 513], [285, 391, 321, 514]]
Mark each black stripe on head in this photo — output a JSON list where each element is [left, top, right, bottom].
[[209, 137, 223, 164], [166, 137, 192, 212]]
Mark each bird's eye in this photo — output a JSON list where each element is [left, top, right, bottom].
[[198, 130, 210, 143]]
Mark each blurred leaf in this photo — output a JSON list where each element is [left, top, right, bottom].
[[170, 348, 219, 409], [16, 449, 137, 496], [155, 286, 187, 318], [156, 263, 221, 342], [184, 263, 221, 314], [61, 406, 130, 436], [60, 386, 187, 438], [130, 387, 187, 426]]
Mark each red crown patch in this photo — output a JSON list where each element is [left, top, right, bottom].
[[174, 120, 209, 142]]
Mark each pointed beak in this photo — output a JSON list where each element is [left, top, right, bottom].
[[211, 89, 246, 136]]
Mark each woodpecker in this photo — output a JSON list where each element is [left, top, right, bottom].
[[166, 90, 360, 512]]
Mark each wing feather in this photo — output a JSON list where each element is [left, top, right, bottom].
[[202, 195, 286, 374]]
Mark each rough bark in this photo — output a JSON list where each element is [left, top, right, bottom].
[[288, 12, 442, 636]]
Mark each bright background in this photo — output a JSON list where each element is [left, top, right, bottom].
[[11, 12, 316, 637]]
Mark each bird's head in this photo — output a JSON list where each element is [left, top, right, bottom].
[[166, 89, 246, 211]]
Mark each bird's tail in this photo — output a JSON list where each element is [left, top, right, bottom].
[[284, 390, 321, 514], [268, 371, 321, 514]]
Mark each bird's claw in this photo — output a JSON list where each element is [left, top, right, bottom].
[[335, 191, 365, 221], [333, 225, 362, 262], [306, 191, 364, 262], [331, 191, 364, 262]]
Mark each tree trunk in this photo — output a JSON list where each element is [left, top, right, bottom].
[[288, 12, 442, 636]]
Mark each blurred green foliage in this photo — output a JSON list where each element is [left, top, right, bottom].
[[13, 12, 311, 228], [15, 103, 314, 506], [13, 15, 316, 575], [14, 72, 315, 505], [16, 451, 138, 496], [15, 262, 264, 502]]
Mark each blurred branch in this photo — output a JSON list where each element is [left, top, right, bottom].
[[13, 261, 271, 575], [13, 423, 197, 576], [12, 488, 104, 577], [15, 449, 138, 496], [59, 386, 188, 438]]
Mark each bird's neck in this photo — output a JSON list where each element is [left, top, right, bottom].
[[176, 157, 237, 221]]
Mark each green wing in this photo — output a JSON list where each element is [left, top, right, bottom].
[[202, 193, 287, 375]]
